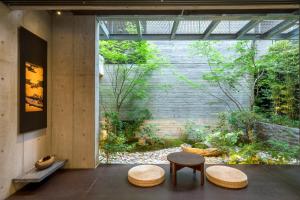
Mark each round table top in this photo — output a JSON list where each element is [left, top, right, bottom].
[[167, 151, 205, 166]]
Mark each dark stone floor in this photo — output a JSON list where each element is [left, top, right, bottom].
[[8, 164, 300, 200]]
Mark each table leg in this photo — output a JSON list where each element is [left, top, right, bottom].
[[172, 163, 177, 185], [170, 162, 172, 174], [193, 169, 196, 174], [200, 164, 204, 186]]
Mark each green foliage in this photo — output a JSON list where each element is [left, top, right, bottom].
[[228, 111, 263, 142], [265, 139, 300, 163], [100, 133, 135, 163], [227, 140, 300, 164], [187, 40, 299, 128], [102, 111, 123, 136], [100, 40, 150, 64], [100, 40, 165, 114], [227, 142, 265, 164], [189, 41, 263, 112], [137, 124, 162, 145], [183, 121, 207, 142], [123, 109, 152, 139], [257, 40, 300, 122], [214, 112, 231, 133], [206, 131, 243, 152]]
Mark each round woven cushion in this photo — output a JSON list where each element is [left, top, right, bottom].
[[206, 165, 248, 189], [128, 165, 165, 187]]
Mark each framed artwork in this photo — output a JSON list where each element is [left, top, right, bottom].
[[19, 27, 47, 133]]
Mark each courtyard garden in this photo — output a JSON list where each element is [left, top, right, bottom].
[[99, 39, 300, 165]]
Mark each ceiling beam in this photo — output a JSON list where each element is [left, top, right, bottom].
[[235, 19, 262, 39], [98, 14, 299, 21], [284, 27, 299, 39], [170, 19, 180, 40], [136, 21, 142, 39], [99, 21, 110, 39], [203, 20, 220, 39], [261, 19, 299, 39], [100, 33, 291, 41]]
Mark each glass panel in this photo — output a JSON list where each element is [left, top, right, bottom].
[[247, 20, 283, 34], [145, 21, 174, 34], [212, 21, 250, 34], [176, 20, 211, 34], [107, 21, 138, 34]]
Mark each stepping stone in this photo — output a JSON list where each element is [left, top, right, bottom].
[[128, 165, 165, 187], [206, 165, 248, 189]]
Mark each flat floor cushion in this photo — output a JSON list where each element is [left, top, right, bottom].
[[206, 165, 248, 189], [128, 165, 165, 187]]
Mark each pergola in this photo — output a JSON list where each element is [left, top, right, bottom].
[[98, 13, 299, 40]]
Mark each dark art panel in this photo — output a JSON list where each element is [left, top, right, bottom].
[[19, 27, 47, 133]]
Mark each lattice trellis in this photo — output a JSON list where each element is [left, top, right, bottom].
[[98, 14, 299, 40]]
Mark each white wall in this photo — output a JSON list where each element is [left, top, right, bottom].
[[0, 2, 52, 199]]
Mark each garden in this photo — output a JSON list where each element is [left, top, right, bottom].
[[99, 39, 300, 165]]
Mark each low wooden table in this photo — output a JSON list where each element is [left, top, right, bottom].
[[167, 151, 205, 186]]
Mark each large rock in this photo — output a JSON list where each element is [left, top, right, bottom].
[[254, 122, 299, 145]]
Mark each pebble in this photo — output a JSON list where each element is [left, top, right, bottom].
[[99, 147, 225, 164]]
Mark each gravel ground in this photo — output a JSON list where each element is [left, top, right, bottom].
[[99, 147, 225, 164]]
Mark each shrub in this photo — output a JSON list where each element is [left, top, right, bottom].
[[214, 112, 231, 133], [137, 124, 162, 145], [102, 111, 124, 136], [100, 132, 135, 163], [206, 131, 243, 152], [265, 139, 300, 163], [227, 142, 265, 164], [124, 108, 152, 140], [183, 121, 207, 142], [228, 111, 262, 142], [227, 140, 300, 164]]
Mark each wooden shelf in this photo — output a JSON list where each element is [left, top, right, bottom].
[[13, 160, 67, 183]]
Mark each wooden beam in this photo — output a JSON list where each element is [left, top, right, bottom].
[[236, 19, 262, 39], [170, 19, 180, 40], [203, 20, 220, 39], [6, 4, 300, 11], [262, 19, 298, 39], [136, 20, 142, 39], [99, 21, 109, 39]]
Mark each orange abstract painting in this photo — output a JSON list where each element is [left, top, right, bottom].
[[25, 62, 44, 112]]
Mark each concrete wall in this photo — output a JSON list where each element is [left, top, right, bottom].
[[51, 14, 99, 168], [0, 3, 52, 199], [100, 41, 273, 137], [0, 5, 99, 198]]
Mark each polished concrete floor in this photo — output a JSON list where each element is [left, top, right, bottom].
[[8, 164, 300, 200]]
